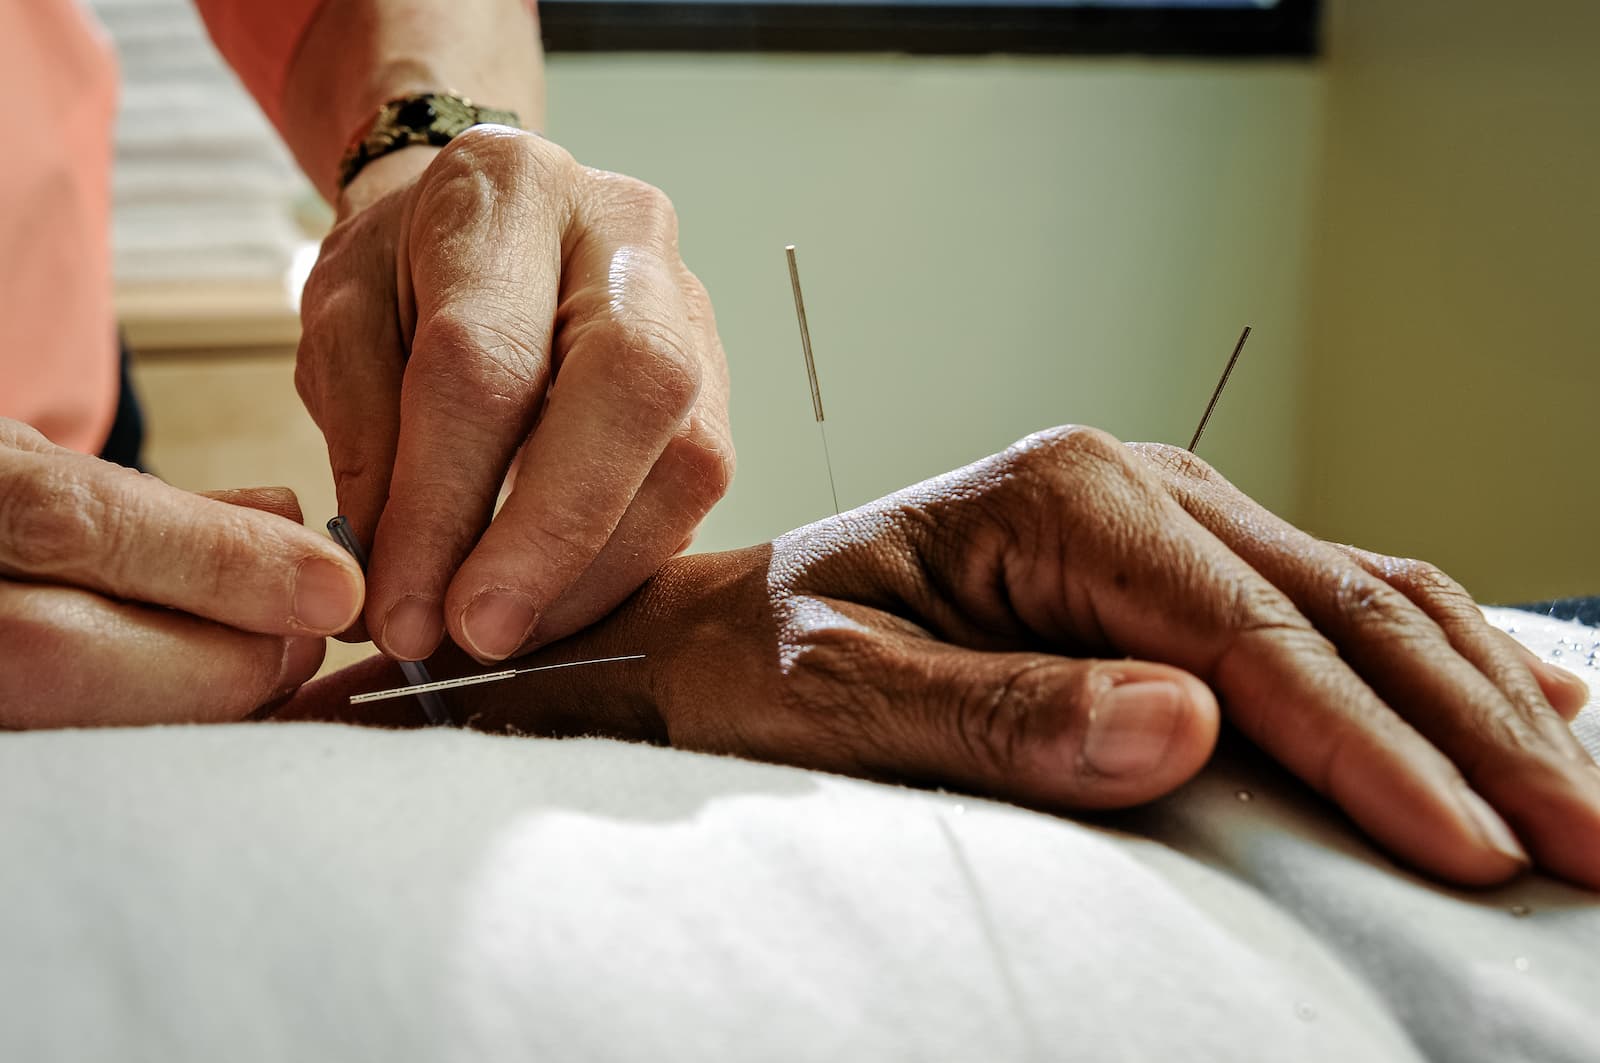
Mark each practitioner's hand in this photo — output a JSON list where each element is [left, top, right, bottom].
[[0, 418, 363, 728], [292, 426, 1596, 889], [295, 128, 733, 667]]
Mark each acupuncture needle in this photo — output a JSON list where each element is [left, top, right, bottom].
[[349, 653, 647, 706], [785, 245, 842, 515], [1187, 326, 1252, 452], [327, 515, 453, 726]]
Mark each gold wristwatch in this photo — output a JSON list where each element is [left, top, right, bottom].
[[337, 92, 522, 189]]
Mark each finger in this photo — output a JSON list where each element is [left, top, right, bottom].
[[0, 417, 59, 454], [1133, 445, 1600, 885], [524, 414, 734, 648], [1333, 544, 1592, 722], [0, 448, 364, 636], [925, 430, 1532, 884], [201, 486, 305, 525], [742, 615, 1220, 811], [1502, 634, 1591, 722], [1264, 536, 1600, 885], [443, 164, 709, 661], [1213, 622, 1540, 884], [295, 201, 408, 642], [0, 582, 324, 729], [1324, 544, 1587, 726], [364, 129, 568, 660]]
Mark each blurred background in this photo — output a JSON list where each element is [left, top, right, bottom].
[[102, 0, 1597, 679]]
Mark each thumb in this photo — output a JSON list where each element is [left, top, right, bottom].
[[817, 636, 1221, 811], [200, 486, 305, 525]]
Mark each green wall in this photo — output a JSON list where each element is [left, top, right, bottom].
[[1301, 0, 1600, 602], [545, 55, 1324, 552]]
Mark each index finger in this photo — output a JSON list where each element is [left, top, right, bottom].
[[441, 169, 703, 661], [362, 128, 567, 661], [0, 447, 363, 636]]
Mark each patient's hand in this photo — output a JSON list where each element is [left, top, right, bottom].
[[291, 426, 1596, 889], [0, 418, 364, 727]]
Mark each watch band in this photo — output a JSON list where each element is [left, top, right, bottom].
[[337, 92, 522, 189]]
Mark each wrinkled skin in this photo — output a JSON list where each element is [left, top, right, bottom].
[[0, 418, 362, 726], [284, 426, 1599, 891], [298, 127, 733, 666]]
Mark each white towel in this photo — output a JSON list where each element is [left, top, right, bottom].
[[0, 608, 1594, 1062]]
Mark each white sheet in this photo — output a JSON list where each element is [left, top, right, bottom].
[[1, 608, 1595, 1062]]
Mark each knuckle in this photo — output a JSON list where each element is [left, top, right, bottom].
[[514, 517, 596, 567], [1006, 424, 1134, 483], [441, 122, 508, 157], [412, 310, 546, 406], [185, 508, 264, 604], [434, 124, 509, 173], [298, 260, 336, 322], [1127, 440, 1216, 483], [296, 286, 386, 417], [778, 621, 900, 762], [298, 276, 359, 341], [328, 450, 382, 502], [657, 427, 735, 513], [951, 657, 1057, 778], [633, 176, 676, 220], [291, 348, 318, 408], [1220, 573, 1305, 634], [587, 170, 680, 233], [1330, 572, 1421, 633], [292, 337, 340, 417], [651, 339, 702, 407], [1312, 716, 1371, 799], [1387, 557, 1469, 605], [1022, 423, 1126, 459], [433, 127, 571, 201], [0, 419, 50, 451], [298, 238, 381, 335], [417, 307, 541, 369], [1209, 580, 1329, 692], [0, 466, 105, 575], [590, 318, 703, 417]]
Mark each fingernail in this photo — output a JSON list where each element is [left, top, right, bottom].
[[275, 636, 325, 696], [1545, 661, 1591, 698], [1455, 784, 1530, 865], [292, 558, 362, 633], [461, 589, 538, 661], [1082, 680, 1184, 778], [381, 596, 443, 661]]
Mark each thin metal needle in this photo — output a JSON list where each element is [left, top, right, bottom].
[[328, 516, 452, 725], [349, 653, 647, 706], [816, 423, 841, 516], [786, 245, 825, 422], [1187, 326, 1252, 453], [785, 245, 842, 515]]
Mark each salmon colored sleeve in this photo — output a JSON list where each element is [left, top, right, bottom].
[[193, 0, 331, 127], [196, 1, 542, 132]]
